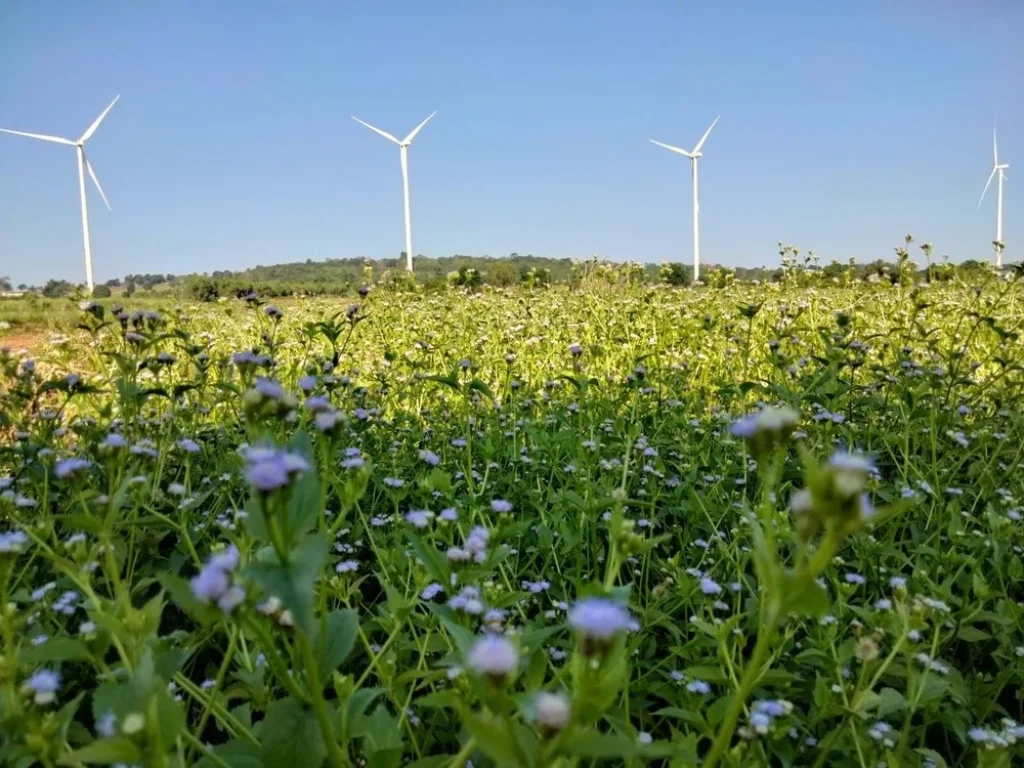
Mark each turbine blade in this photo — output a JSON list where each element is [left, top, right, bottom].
[[83, 151, 111, 210], [978, 167, 997, 209], [993, 124, 999, 166], [351, 116, 400, 144], [0, 128, 75, 145], [692, 115, 720, 155], [402, 110, 437, 144], [79, 95, 120, 143], [649, 139, 692, 157]]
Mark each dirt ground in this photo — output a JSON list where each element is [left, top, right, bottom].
[[0, 330, 48, 356]]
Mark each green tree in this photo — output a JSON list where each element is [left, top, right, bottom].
[[41, 279, 73, 298], [91, 284, 112, 298]]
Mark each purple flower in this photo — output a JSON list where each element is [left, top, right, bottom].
[[54, 457, 91, 479], [0, 530, 29, 554], [490, 499, 513, 514], [27, 668, 61, 704], [177, 438, 201, 454], [421, 583, 444, 600], [191, 545, 243, 613], [700, 577, 722, 595], [418, 449, 441, 466], [568, 598, 634, 640], [406, 510, 433, 528], [244, 447, 308, 491], [246, 457, 289, 491], [102, 433, 127, 449], [467, 634, 518, 676]]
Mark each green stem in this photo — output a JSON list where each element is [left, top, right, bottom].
[[449, 737, 476, 766], [298, 634, 345, 768], [703, 615, 780, 768]]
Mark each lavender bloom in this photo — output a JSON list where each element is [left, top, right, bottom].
[[244, 447, 308, 492], [490, 499, 513, 514], [305, 395, 332, 413], [405, 509, 433, 528], [467, 634, 518, 677], [419, 449, 441, 466], [449, 586, 485, 615], [700, 577, 722, 595], [54, 457, 91, 479], [421, 583, 444, 600], [26, 669, 61, 705], [178, 438, 201, 454], [568, 598, 634, 641], [315, 411, 343, 432], [533, 691, 571, 731], [191, 545, 244, 613], [0, 530, 29, 554]]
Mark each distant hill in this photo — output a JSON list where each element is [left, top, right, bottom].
[[212, 254, 579, 287]]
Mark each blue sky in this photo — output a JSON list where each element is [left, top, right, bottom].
[[0, 1, 1021, 285]]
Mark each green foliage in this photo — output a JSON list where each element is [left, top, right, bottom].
[[1, 270, 1023, 766]]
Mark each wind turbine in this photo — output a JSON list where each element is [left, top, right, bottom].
[[351, 111, 436, 272], [978, 123, 1009, 267], [0, 96, 119, 293], [650, 116, 719, 282]]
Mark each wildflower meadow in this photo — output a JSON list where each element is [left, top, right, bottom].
[[2, 266, 1024, 767]]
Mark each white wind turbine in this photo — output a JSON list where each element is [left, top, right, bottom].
[[0, 96, 119, 293], [351, 111, 437, 272], [978, 124, 1010, 267], [650, 116, 720, 282]]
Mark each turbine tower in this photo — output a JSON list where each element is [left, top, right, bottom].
[[352, 111, 436, 272], [0, 96, 119, 293], [650, 116, 719, 282], [978, 124, 1010, 267]]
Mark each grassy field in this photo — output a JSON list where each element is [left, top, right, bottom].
[[1, 274, 1024, 766]]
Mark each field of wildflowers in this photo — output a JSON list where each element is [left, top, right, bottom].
[[2, 271, 1024, 767]]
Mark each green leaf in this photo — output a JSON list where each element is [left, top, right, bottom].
[[877, 687, 907, 718], [562, 729, 638, 758], [426, 604, 476, 657], [260, 697, 326, 768], [158, 573, 220, 627], [654, 706, 705, 727], [361, 704, 404, 754], [247, 533, 327, 635], [783, 573, 830, 618], [21, 637, 92, 664], [407, 533, 447, 584], [466, 378, 495, 402], [956, 625, 991, 642], [196, 740, 261, 768], [342, 687, 386, 739], [315, 609, 359, 679], [56, 738, 143, 766], [153, 687, 186, 749], [286, 433, 321, 544], [461, 712, 522, 767], [414, 690, 461, 709]]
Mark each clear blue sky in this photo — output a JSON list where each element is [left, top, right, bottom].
[[1, 1, 1021, 285]]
